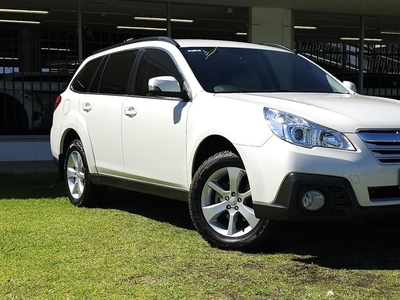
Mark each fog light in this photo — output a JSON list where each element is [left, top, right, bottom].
[[301, 190, 325, 212]]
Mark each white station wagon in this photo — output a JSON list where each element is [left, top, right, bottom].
[[50, 36, 400, 251]]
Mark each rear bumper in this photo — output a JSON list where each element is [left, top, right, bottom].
[[253, 173, 400, 221]]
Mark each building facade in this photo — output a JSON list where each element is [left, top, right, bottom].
[[1, 0, 400, 160]]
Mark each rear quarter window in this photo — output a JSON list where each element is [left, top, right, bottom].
[[71, 57, 103, 92]]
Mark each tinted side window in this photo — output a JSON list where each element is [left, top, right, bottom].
[[88, 57, 107, 93], [135, 49, 182, 96], [72, 57, 102, 92], [99, 50, 137, 95]]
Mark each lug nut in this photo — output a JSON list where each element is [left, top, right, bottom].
[[225, 196, 229, 201], [238, 198, 242, 202], [231, 192, 236, 196], [226, 205, 231, 209], [235, 206, 239, 210]]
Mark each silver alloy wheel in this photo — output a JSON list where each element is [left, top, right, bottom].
[[201, 166, 259, 237], [66, 150, 86, 200]]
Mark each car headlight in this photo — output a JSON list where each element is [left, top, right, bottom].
[[264, 108, 355, 150]]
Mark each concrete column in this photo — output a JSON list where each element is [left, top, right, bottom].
[[250, 7, 293, 48], [167, 2, 171, 37], [358, 15, 365, 94], [77, 0, 83, 63], [18, 28, 41, 72]]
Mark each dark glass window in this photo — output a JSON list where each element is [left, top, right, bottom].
[[88, 58, 107, 93], [181, 47, 348, 94], [135, 49, 182, 96], [99, 50, 137, 95], [71, 57, 102, 92]]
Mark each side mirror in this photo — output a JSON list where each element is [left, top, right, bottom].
[[343, 81, 357, 93], [148, 76, 181, 96]]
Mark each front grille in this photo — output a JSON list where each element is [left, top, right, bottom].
[[358, 130, 400, 164]]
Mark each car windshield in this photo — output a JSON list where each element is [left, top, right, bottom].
[[180, 46, 349, 94]]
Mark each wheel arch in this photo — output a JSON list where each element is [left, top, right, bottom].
[[58, 128, 97, 180], [191, 135, 239, 177]]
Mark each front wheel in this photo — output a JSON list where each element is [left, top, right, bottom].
[[64, 139, 107, 207], [189, 151, 272, 251]]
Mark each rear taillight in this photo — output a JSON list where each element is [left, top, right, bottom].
[[54, 95, 62, 111]]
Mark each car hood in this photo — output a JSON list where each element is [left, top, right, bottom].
[[214, 92, 400, 133]]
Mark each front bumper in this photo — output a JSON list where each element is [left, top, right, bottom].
[[236, 134, 400, 221], [253, 173, 400, 221]]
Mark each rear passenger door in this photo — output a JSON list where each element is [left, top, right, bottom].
[[121, 48, 190, 188], [79, 50, 137, 175]]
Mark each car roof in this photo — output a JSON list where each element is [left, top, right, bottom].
[[93, 36, 294, 56]]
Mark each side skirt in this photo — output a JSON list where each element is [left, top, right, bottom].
[[91, 174, 189, 201]]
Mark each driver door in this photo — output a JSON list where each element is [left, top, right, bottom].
[[121, 48, 190, 188]]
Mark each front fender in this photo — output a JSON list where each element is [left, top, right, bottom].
[[186, 93, 272, 181]]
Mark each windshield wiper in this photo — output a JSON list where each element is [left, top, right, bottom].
[[264, 89, 347, 93], [264, 89, 306, 92]]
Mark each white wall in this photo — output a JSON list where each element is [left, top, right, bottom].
[[250, 7, 293, 48]]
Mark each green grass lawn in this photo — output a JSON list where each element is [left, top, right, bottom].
[[1, 173, 400, 299]]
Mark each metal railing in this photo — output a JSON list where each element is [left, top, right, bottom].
[[0, 26, 133, 135], [295, 41, 400, 99]]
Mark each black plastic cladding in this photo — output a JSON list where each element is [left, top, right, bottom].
[[93, 36, 180, 55]]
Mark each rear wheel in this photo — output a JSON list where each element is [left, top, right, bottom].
[[189, 151, 272, 251], [64, 139, 107, 207]]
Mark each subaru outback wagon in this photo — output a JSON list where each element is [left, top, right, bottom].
[[51, 36, 400, 251]]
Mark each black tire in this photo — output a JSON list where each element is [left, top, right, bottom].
[[64, 139, 107, 207], [189, 151, 273, 251]]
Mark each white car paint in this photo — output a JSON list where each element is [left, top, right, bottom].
[[122, 96, 190, 188]]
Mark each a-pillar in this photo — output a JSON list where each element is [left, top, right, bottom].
[[250, 7, 293, 48]]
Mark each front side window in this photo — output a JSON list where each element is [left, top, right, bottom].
[[180, 47, 348, 94], [99, 50, 137, 95], [134, 49, 182, 96]]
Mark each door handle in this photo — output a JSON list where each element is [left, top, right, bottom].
[[124, 106, 137, 118], [82, 102, 92, 112]]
